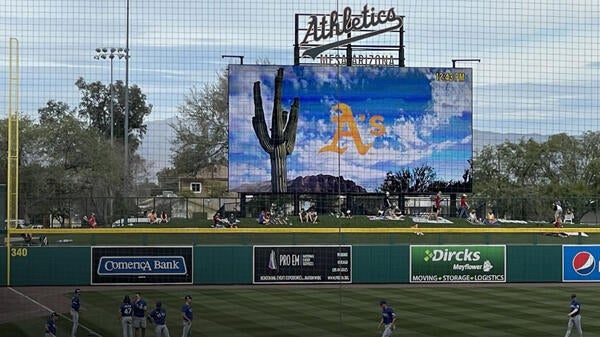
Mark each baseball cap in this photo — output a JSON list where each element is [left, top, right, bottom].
[[185, 295, 192, 300], [156, 301, 162, 307], [379, 300, 387, 305], [51, 312, 58, 317], [571, 294, 577, 298], [74, 288, 81, 294]]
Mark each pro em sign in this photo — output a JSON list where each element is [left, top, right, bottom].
[[294, 4, 405, 66], [410, 245, 506, 283]]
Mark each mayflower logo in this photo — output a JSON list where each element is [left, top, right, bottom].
[[301, 4, 404, 59], [482, 260, 493, 272]]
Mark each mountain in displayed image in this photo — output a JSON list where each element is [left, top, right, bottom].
[[233, 174, 366, 193]]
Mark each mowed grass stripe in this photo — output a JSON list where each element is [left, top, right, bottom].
[[202, 288, 342, 336], [365, 287, 554, 337], [7, 285, 600, 337], [227, 288, 374, 336]]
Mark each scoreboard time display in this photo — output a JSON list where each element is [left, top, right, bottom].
[[253, 245, 352, 284]]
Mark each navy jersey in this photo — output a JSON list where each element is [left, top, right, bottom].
[[133, 299, 147, 317], [381, 306, 396, 325], [149, 308, 167, 325], [71, 295, 80, 311], [181, 304, 193, 321], [569, 300, 581, 316], [45, 318, 57, 334], [120, 303, 133, 317]]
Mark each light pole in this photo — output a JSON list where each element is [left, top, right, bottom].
[[124, 0, 131, 183], [94, 47, 126, 145], [452, 58, 480, 68], [221, 54, 244, 64]]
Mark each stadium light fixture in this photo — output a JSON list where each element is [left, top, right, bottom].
[[452, 58, 480, 68], [222, 54, 245, 64], [94, 47, 127, 146]]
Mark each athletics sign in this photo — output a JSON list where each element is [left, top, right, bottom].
[[294, 4, 404, 66], [253, 245, 352, 284], [410, 245, 506, 283], [91, 246, 193, 284]]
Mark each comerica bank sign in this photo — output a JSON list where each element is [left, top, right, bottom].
[[91, 246, 193, 284], [294, 4, 405, 66], [97, 256, 188, 275]]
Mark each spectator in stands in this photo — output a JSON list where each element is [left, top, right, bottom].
[[257, 210, 269, 225], [227, 213, 239, 228], [160, 211, 169, 224], [383, 191, 392, 216], [299, 208, 308, 223], [307, 205, 318, 223], [458, 194, 469, 218], [553, 201, 563, 227], [89, 213, 97, 228], [484, 210, 498, 225], [212, 212, 227, 228], [147, 210, 158, 224], [434, 191, 442, 220], [81, 215, 89, 227], [468, 209, 481, 224], [564, 209, 575, 224]]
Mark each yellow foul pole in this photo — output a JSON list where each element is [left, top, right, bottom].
[[6, 38, 20, 286]]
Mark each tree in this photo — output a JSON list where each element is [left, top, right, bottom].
[[33, 100, 124, 224], [171, 70, 228, 176], [472, 133, 600, 222], [379, 165, 437, 193], [75, 77, 153, 152]]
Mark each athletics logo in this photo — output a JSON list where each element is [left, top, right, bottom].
[[572, 251, 596, 276]]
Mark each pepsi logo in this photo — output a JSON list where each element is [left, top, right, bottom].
[[572, 251, 596, 276]]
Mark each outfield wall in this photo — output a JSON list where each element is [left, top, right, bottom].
[[0, 244, 584, 286]]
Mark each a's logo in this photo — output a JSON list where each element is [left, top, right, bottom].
[[572, 251, 595, 276], [301, 4, 404, 59], [318, 103, 385, 155]]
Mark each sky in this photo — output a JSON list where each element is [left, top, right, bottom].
[[1, 0, 599, 179]]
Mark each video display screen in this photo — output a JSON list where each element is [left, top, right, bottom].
[[228, 65, 472, 193]]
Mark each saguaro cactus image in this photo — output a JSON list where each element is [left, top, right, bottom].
[[252, 68, 299, 193]]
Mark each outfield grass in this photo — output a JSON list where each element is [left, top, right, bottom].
[[3, 285, 598, 337]]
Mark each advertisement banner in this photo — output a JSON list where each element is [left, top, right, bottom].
[[253, 245, 351, 284], [91, 246, 193, 285], [410, 245, 506, 283], [563, 245, 600, 282]]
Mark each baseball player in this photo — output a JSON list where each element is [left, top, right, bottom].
[[565, 293, 583, 337], [70, 288, 81, 337], [181, 295, 193, 337], [133, 292, 148, 337], [44, 312, 59, 337], [119, 295, 134, 337], [148, 301, 171, 337], [378, 300, 396, 337]]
